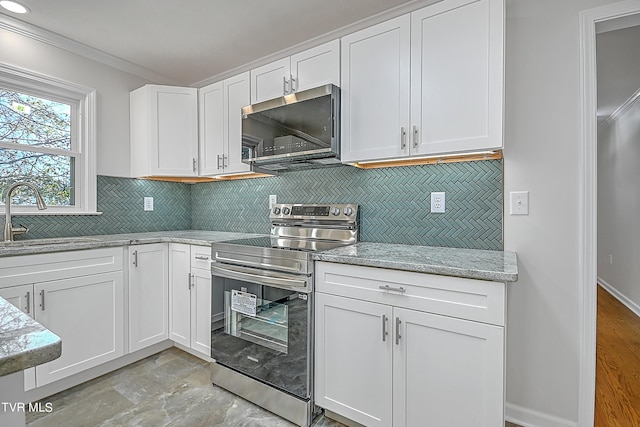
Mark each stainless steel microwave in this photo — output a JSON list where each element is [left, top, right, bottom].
[[241, 84, 340, 172]]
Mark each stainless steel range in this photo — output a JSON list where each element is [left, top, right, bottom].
[[210, 203, 358, 427]]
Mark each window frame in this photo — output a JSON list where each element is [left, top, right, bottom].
[[0, 63, 97, 214]]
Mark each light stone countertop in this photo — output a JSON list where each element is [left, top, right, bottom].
[[312, 242, 518, 282], [0, 230, 263, 257], [0, 297, 61, 377]]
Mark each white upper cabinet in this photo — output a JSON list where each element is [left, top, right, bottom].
[[250, 40, 340, 104], [340, 15, 411, 163], [410, 0, 504, 156], [130, 85, 198, 177], [341, 0, 504, 163], [199, 72, 251, 176]]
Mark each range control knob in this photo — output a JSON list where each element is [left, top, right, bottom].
[[344, 206, 354, 216], [282, 207, 291, 215], [272, 207, 281, 215], [331, 207, 341, 216]]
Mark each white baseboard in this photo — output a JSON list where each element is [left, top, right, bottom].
[[506, 402, 577, 427], [597, 277, 640, 318]]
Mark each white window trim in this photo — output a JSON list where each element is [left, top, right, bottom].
[[0, 62, 97, 214]]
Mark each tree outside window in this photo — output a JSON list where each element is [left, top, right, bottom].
[[0, 89, 77, 207]]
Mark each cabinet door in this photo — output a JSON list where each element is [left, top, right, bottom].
[[190, 267, 211, 358], [250, 57, 291, 104], [129, 244, 169, 352], [0, 285, 36, 390], [223, 72, 251, 174], [393, 307, 504, 427], [169, 243, 191, 347], [315, 293, 393, 427], [340, 15, 411, 163], [410, 0, 503, 156], [34, 272, 125, 387], [0, 284, 32, 314], [290, 39, 340, 93], [132, 85, 198, 177], [199, 81, 225, 176]]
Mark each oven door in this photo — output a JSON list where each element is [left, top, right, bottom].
[[210, 262, 312, 400]]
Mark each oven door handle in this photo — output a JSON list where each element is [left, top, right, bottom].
[[211, 263, 310, 291]]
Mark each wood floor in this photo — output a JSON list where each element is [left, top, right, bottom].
[[595, 285, 640, 426]]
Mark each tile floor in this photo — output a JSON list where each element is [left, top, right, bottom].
[[26, 347, 523, 427], [26, 348, 342, 427]]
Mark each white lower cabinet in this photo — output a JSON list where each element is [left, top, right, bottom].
[[168, 243, 211, 359], [129, 244, 169, 352], [0, 248, 125, 389], [314, 261, 505, 427], [34, 272, 124, 386]]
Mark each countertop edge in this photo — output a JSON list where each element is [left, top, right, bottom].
[[0, 298, 62, 377]]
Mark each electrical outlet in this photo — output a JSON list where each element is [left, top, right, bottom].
[[144, 197, 154, 211], [431, 192, 445, 213], [269, 195, 277, 209]]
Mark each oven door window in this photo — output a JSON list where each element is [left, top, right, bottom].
[[211, 274, 310, 400]]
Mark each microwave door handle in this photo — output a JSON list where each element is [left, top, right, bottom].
[[211, 264, 308, 289]]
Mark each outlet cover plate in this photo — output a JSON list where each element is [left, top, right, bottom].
[[431, 192, 445, 213], [144, 197, 154, 212]]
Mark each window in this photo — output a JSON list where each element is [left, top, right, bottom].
[[0, 63, 96, 214]]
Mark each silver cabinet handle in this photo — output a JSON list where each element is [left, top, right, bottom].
[[192, 158, 197, 172], [132, 250, 138, 267], [395, 317, 402, 345], [195, 255, 209, 260], [412, 125, 419, 149], [217, 154, 222, 170], [290, 74, 297, 92], [188, 273, 194, 289], [401, 127, 407, 149], [40, 289, 45, 311], [382, 314, 388, 342], [379, 284, 406, 294], [25, 291, 30, 314], [223, 155, 228, 168], [283, 76, 290, 95]]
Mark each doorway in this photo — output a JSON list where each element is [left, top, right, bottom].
[[580, 2, 640, 426]]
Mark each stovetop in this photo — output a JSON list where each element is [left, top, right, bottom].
[[218, 235, 353, 253]]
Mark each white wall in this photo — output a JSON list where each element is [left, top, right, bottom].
[[503, 0, 618, 425], [0, 28, 148, 177], [598, 98, 640, 312]]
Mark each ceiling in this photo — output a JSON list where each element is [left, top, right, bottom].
[[596, 17, 640, 128], [0, 0, 419, 86]]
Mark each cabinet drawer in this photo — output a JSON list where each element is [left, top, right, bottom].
[[0, 247, 124, 288], [315, 261, 505, 326], [191, 246, 212, 270]]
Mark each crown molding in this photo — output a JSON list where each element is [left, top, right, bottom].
[[598, 86, 640, 133], [0, 13, 174, 84], [192, 0, 442, 87]]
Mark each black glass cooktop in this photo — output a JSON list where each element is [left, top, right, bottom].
[[219, 236, 347, 253]]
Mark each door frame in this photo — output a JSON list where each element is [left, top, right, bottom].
[[579, 1, 640, 425]]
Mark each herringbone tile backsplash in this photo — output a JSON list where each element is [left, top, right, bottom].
[[2, 160, 502, 250], [2, 176, 191, 239], [191, 160, 503, 250]]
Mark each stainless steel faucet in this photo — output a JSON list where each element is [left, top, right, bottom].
[[3, 182, 47, 241]]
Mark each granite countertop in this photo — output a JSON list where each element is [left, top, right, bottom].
[[312, 242, 518, 282], [0, 230, 263, 257], [0, 297, 61, 377]]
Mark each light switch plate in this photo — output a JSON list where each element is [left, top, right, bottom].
[[144, 197, 154, 212], [431, 192, 445, 213], [269, 195, 277, 209], [510, 191, 529, 215]]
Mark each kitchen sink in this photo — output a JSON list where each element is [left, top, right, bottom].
[[0, 237, 102, 247]]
